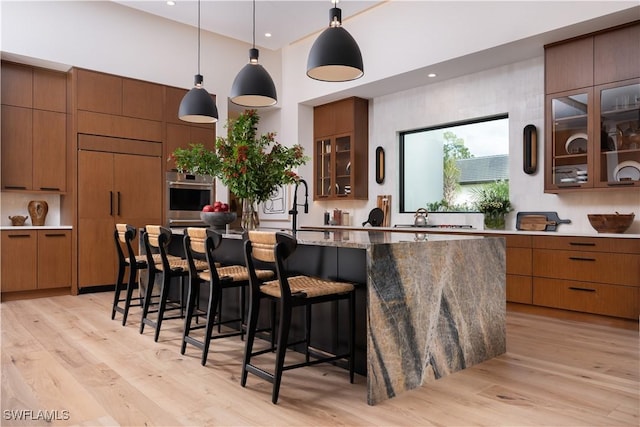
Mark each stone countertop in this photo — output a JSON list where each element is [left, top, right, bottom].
[[171, 227, 486, 249], [300, 225, 640, 239], [0, 225, 72, 230]]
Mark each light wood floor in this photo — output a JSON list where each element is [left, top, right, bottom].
[[1, 292, 638, 426]]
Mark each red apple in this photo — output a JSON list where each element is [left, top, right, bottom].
[[202, 204, 215, 212], [213, 206, 222, 212], [213, 201, 222, 209], [220, 203, 229, 212]]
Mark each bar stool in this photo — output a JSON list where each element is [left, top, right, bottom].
[[111, 224, 145, 326], [182, 228, 274, 366], [140, 225, 207, 342], [241, 231, 356, 404]]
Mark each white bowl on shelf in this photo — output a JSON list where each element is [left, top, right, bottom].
[[613, 160, 640, 182], [565, 133, 588, 154]]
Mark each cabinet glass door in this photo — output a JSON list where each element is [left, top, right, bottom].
[[550, 91, 590, 188], [315, 138, 332, 198], [596, 81, 640, 188], [334, 135, 351, 197]]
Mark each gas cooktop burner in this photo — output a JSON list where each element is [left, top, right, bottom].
[[394, 224, 474, 229]]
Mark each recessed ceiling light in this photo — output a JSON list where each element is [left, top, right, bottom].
[[167, 1, 175, 6], [265, 33, 272, 38], [427, 73, 437, 78]]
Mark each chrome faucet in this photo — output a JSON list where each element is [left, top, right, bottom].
[[289, 179, 308, 236]]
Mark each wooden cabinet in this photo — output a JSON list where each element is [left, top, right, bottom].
[[544, 22, 640, 193], [313, 97, 368, 200], [504, 235, 533, 304], [1, 61, 67, 192], [1, 230, 37, 292], [531, 235, 639, 319], [1, 230, 71, 293], [77, 150, 162, 288], [74, 68, 164, 142], [164, 86, 215, 171]]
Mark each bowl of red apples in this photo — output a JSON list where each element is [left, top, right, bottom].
[[200, 201, 236, 230]]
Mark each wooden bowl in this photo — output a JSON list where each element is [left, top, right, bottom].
[[587, 213, 635, 233]]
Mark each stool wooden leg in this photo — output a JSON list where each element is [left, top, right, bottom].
[[305, 304, 311, 363], [111, 262, 126, 320], [139, 269, 155, 334], [122, 264, 138, 326], [154, 274, 170, 342], [349, 292, 356, 383], [272, 300, 292, 404], [181, 277, 199, 355], [241, 292, 261, 387], [201, 285, 221, 366]]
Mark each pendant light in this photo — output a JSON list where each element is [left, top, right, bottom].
[[179, 0, 218, 123], [229, 0, 277, 107], [307, 0, 363, 82]]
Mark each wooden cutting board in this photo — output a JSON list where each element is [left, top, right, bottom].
[[376, 195, 391, 227], [518, 215, 557, 231]]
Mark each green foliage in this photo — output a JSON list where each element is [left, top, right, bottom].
[[215, 110, 309, 203], [472, 180, 512, 214], [169, 143, 220, 176], [442, 131, 474, 207], [426, 199, 473, 212]]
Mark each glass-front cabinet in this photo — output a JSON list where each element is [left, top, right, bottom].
[[595, 80, 640, 189], [545, 79, 640, 192], [314, 134, 353, 199], [547, 89, 593, 190]]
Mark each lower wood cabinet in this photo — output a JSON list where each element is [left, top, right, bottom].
[[531, 235, 639, 319], [1, 229, 71, 293]]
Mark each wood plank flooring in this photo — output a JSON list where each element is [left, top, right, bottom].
[[1, 292, 638, 426]]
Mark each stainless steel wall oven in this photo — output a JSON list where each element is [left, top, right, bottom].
[[165, 172, 214, 227]]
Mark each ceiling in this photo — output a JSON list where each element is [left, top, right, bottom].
[[113, 0, 383, 51]]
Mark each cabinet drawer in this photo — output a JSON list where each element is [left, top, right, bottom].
[[507, 275, 532, 304], [505, 234, 532, 248], [533, 277, 638, 319], [532, 235, 640, 254], [506, 247, 531, 276], [533, 249, 639, 286], [1, 230, 37, 292]]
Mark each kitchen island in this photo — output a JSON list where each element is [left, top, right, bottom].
[[199, 229, 506, 405]]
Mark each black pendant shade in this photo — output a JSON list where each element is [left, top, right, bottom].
[[230, 48, 277, 107], [307, 6, 363, 82], [230, 0, 277, 107], [179, 0, 218, 123], [179, 74, 218, 123]]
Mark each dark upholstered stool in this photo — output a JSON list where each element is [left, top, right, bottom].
[[112, 224, 176, 326], [241, 231, 356, 404], [182, 228, 274, 366], [140, 225, 207, 342]]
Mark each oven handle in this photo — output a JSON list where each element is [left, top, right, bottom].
[[167, 181, 215, 188]]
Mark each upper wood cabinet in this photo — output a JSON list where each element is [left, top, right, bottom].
[[594, 23, 640, 86], [313, 97, 369, 201], [545, 22, 640, 95], [122, 78, 163, 121], [1, 61, 67, 192], [77, 68, 122, 115], [544, 22, 640, 193]]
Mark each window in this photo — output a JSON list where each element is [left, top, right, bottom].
[[400, 115, 509, 212]]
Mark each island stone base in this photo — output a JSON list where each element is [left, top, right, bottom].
[[367, 237, 506, 405]]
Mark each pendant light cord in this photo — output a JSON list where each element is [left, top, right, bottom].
[[197, 0, 201, 75], [252, 0, 256, 49]]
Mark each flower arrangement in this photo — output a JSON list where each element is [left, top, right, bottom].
[[472, 180, 512, 214], [169, 143, 219, 176], [472, 180, 512, 229], [215, 110, 308, 228]]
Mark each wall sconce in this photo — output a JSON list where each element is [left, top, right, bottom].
[[523, 124, 537, 174], [375, 146, 385, 183]]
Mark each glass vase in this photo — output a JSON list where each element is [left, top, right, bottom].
[[484, 211, 506, 230], [241, 198, 260, 231]]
